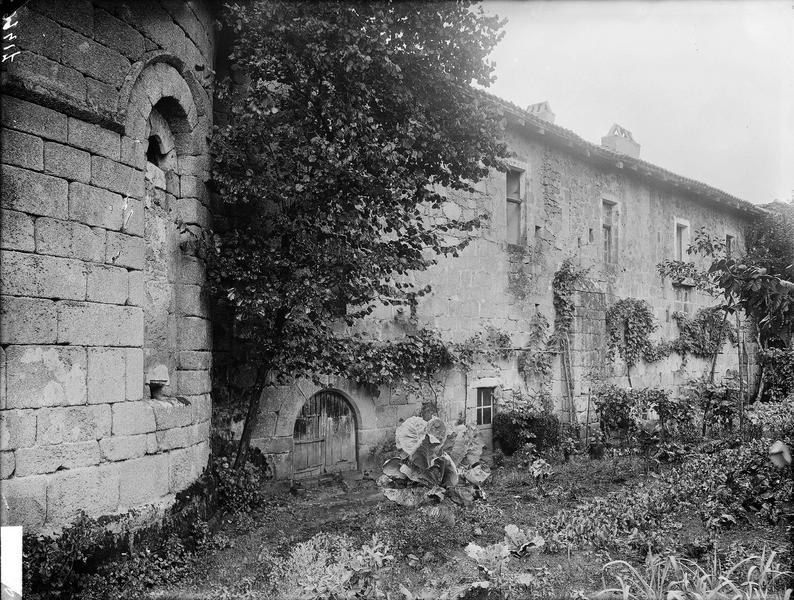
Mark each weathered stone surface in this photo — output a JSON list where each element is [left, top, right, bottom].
[[86, 77, 119, 115], [5, 346, 87, 409], [112, 401, 156, 436], [0, 209, 35, 251], [178, 316, 211, 350], [99, 434, 148, 462], [0, 451, 15, 479], [30, 0, 94, 37], [118, 454, 169, 507], [152, 399, 194, 431], [91, 156, 144, 197], [36, 405, 111, 445], [177, 284, 208, 317], [0, 410, 36, 450], [122, 197, 144, 236], [1, 164, 68, 218], [87, 348, 126, 404], [68, 118, 121, 161], [15, 441, 101, 476], [155, 426, 191, 451], [0, 296, 57, 344], [192, 394, 212, 423], [178, 351, 211, 371], [6, 52, 87, 106], [127, 269, 144, 306], [0, 474, 47, 528], [178, 198, 210, 227], [0, 347, 5, 410], [46, 464, 120, 524], [126, 348, 144, 401], [14, 8, 63, 61], [57, 302, 143, 346], [120, 136, 146, 170], [1, 128, 43, 170], [94, 8, 145, 60], [62, 28, 131, 87], [178, 257, 206, 285], [1, 95, 67, 142], [44, 142, 91, 183], [86, 264, 128, 304], [1, 250, 86, 300], [176, 370, 211, 396], [35, 218, 105, 263], [69, 182, 124, 230], [106, 230, 144, 269], [168, 444, 200, 493]]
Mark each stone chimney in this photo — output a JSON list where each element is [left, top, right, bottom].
[[601, 124, 640, 158], [527, 101, 555, 124]]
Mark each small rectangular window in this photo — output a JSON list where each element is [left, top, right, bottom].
[[506, 170, 522, 244], [476, 388, 493, 426], [602, 201, 616, 263], [675, 222, 689, 260], [725, 234, 735, 258]]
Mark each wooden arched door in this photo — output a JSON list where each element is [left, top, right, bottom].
[[293, 391, 357, 479]]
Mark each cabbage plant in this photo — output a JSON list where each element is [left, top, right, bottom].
[[379, 416, 490, 507]]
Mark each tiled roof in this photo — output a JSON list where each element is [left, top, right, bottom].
[[477, 90, 764, 216]]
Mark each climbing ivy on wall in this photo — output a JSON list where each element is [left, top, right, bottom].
[[605, 299, 738, 375], [605, 298, 669, 368], [549, 258, 587, 349], [670, 308, 737, 358]]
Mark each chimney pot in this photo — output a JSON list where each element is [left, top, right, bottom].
[[601, 124, 640, 158], [527, 101, 555, 124]]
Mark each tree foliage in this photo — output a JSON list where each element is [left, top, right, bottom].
[[207, 1, 508, 464]]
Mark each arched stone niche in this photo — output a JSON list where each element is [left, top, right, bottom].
[[123, 58, 212, 401]]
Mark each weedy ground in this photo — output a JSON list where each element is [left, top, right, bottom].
[[147, 449, 790, 600]]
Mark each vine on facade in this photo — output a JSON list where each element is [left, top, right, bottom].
[[605, 298, 670, 368], [671, 308, 737, 358], [549, 258, 587, 349], [605, 298, 738, 376]]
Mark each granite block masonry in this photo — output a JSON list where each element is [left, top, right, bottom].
[[1, 0, 216, 531]]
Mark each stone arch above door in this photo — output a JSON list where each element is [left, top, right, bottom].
[[292, 390, 358, 479]]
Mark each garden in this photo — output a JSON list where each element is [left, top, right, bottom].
[[21, 379, 793, 599], [16, 2, 794, 598]]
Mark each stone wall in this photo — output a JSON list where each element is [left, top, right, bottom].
[[252, 118, 757, 478], [1, 0, 215, 531]]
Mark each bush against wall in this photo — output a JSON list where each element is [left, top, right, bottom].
[[757, 348, 794, 402]]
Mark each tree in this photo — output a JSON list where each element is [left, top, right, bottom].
[[207, 1, 509, 467]]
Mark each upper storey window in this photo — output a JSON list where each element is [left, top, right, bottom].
[[506, 170, 522, 245], [675, 219, 690, 260], [602, 200, 617, 263], [725, 234, 735, 258]]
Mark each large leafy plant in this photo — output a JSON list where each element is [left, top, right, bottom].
[[379, 417, 490, 507]]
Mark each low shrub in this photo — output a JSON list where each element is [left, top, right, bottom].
[[759, 348, 794, 402], [539, 438, 791, 556], [212, 452, 270, 514], [493, 406, 559, 456], [265, 532, 393, 600], [493, 411, 523, 455], [746, 394, 794, 440]]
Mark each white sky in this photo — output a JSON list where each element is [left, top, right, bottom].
[[481, 0, 793, 205]]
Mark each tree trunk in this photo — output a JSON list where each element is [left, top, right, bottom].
[[736, 313, 744, 430], [709, 310, 730, 382], [234, 379, 266, 469]]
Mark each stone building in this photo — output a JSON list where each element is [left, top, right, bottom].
[[253, 97, 762, 480], [0, 1, 764, 527], [1, 0, 215, 531]]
